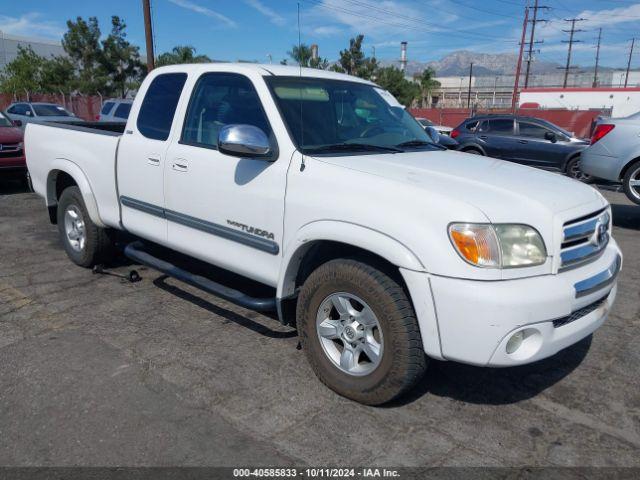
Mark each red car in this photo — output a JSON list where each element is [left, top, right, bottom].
[[0, 110, 28, 187]]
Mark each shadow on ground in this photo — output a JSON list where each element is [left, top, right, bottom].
[[392, 335, 592, 407], [0, 178, 29, 195], [611, 203, 640, 230]]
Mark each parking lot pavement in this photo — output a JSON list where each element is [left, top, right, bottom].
[[0, 183, 639, 467]]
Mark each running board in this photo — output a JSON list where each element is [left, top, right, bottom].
[[124, 241, 277, 312]]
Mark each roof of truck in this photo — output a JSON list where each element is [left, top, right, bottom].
[[152, 62, 376, 85]]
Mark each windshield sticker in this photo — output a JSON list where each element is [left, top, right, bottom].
[[374, 88, 403, 108]]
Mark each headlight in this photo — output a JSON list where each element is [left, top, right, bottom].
[[449, 223, 547, 268]]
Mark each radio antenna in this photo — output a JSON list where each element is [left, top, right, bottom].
[[297, 2, 306, 171]]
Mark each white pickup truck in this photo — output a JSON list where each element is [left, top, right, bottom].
[[27, 64, 622, 405]]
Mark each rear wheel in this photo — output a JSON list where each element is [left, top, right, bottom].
[[622, 160, 640, 205], [463, 148, 483, 155], [566, 156, 592, 183], [296, 259, 427, 405], [57, 186, 114, 267]]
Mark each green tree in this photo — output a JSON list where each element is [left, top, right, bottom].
[[101, 16, 145, 97], [333, 34, 378, 79], [40, 55, 76, 93], [156, 46, 211, 66], [375, 66, 421, 107], [287, 44, 329, 69], [0, 46, 44, 94], [62, 16, 108, 94], [414, 67, 440, 107]]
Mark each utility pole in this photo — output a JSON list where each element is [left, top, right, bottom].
[[524, 0, 550, 88], [559, 18, 585, 88], [512, 5, 529, 111], [142, 0, 155, 71], [625, 38, 635, 88], [467, 62, 473, 110], [593, 28, 602, 88]]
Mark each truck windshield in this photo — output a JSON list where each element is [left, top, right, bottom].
[[265, 76, 440, 155]]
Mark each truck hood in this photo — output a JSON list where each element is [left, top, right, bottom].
[[313, 149, 605, 222]]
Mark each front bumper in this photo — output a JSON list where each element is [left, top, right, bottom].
[[403, 240, 622, 367]]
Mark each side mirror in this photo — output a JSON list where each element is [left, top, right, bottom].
[[425, 126, 440, 144], [544, 131, 557, 143], [12, 120, 22, 127], [218, 124, 271, 158]]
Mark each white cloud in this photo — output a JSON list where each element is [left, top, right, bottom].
[[0, 13, 64, 39], [311, 26, 343, 37], [245, 0, 286, 26], [168, 0, 237, 28]]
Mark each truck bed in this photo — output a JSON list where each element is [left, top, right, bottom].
[[26, 122, 123, 229]]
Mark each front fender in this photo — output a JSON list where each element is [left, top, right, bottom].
[[46, 159, 106, 228], [276, 220, 425, 299]]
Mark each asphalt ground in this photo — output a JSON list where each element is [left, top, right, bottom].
[[0, 180, 638, 468]]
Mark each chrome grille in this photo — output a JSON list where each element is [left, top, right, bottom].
[[560, 208, 610, 271]]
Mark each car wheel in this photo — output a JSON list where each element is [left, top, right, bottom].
[[57, 186, 114, 267], [24, 171, 34, 192], [566, 156, 593, 183], [296, 258, 427, 405], [622, 161, 640, 205]]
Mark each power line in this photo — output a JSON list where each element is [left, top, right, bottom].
[[625, 38, 635, 88], [524, 0, 550, 88], [559, 18, 585, 88], [593, 28, 602, 87]]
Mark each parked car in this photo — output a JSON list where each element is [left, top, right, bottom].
[[98, 99, 133, 123], [416, 117, 453, 136], [451, 115, 591, 181], [6, 102, 83, 127], [26, 64, 621, 405], [0, 110, 29, 188], [581, 112, 640, 205]]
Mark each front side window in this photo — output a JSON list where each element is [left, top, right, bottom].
[[114, 102, 132, 119], [137, 73, 187, 141], [518, 121, 550, 139], [181, 73, 272, 148], [488, 119, 514, 135], [265, 76, 438, 154], [33, 104, 71, 117], [101, 102, 115, 115]]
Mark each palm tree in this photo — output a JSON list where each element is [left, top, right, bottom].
[[415, 68, 440, 108], [156, 46, 211, 66]]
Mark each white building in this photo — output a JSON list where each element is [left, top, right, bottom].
[[0, 31, 66, 70], [519, 87, 640, 118]]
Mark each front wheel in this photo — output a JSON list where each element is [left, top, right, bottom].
[[622, 160, 640, 205], [566, 156, 592, 183], [296, 259, 427, 405]]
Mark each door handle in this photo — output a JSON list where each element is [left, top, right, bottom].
[[147, 155, 161, 166], [518, 140, 528, 144], [172, 159, 188, 172], [479, 135, 488, 139]]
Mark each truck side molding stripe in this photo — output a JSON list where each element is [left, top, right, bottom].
[[119, 196, 279, 255]]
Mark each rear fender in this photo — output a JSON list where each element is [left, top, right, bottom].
[[46, 159, 106, 228]]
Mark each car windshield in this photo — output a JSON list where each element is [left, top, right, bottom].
[[33, 104, 72, 117], [418, 118, 433, 127], [0, 111, 12, 127], [265, 76, 439, 154]]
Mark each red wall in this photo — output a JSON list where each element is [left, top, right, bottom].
[[0, 93, 102, 121], [410, 108, 605, 139]]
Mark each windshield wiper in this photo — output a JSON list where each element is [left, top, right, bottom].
[[395, 139, 442, 149], [304, 143, 403, 154]]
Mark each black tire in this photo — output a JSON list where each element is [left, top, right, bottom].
[[24, 171, 33, 192], [57, 186, 114, 267], [565, 156, 593, 183], [296, 259, 427, 405], [622, 160, 640, 205]]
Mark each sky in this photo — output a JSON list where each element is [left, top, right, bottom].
[[0, 0, 638, 69]]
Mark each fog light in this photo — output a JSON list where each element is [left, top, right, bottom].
[[506, 331, 525, 354]]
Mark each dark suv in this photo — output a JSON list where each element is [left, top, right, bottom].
[[451, 115, 590, 181]]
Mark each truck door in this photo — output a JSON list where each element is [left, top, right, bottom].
[[116, 72, 188, 245], [163, 72, 287, 286]]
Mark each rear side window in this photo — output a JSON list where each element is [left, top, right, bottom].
[[101, 102, 115, 115], [488, 119, 514, 135], [137, 73, 187, 140], [465, 120, 479, 132], [181, 72, 272, 148], [8, 104, 29, 115], [114, 102, 132, 119]]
